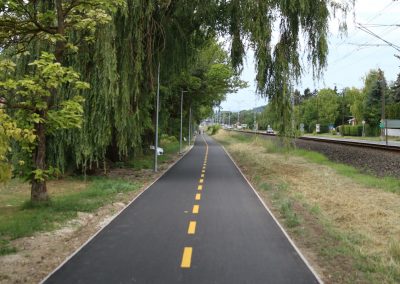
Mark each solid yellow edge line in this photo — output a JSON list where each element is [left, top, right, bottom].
[[181, 247, 192, 268], [188, 221, 196, 234]]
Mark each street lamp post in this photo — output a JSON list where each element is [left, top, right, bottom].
[[188, 105, 192, 146], [154, 62, 160, 172], [180, 90, 188, 154]]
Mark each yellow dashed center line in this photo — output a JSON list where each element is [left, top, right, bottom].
[[188, 221, 196, 234], [181, 247, 192, 268], [195, 193, 201, 201], [180, 135, 208, 270]]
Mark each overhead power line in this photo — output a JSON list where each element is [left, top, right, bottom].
[[334, 1, 395, 49], [361, 23, 400, 27], [356, 23, 400, 52], [345, 42, 390, 47]]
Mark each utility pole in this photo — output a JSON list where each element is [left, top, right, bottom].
[[380, 78, 387, 143], [228, 112, 231, 126], [154, 62, 160, 172], [180, 90, 188, 154], [188, 105, 192, 146], [342, 90, 345, 136], [253, 109, 256, 131]]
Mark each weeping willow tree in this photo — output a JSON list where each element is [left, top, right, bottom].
[[0, 0, 352, 201]]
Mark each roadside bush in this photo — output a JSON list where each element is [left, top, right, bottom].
[[319, 125, 330, 134], [338, 125, 364, 136], [365, 124, 380, 137], [160, 134, 178, 147], [208, 125, 221, 135]]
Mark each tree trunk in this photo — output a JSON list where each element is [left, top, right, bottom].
[[31, 120, 49, 202]]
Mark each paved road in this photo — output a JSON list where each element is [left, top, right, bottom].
[[43, 135, 319, 284]]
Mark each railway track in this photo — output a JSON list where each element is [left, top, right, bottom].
[[229, 129, 400, 153]]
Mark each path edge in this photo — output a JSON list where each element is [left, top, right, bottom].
[[40, 145, 194, 284]]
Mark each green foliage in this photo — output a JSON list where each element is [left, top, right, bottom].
[[363, 69, 387, 128], [0, 0, 351, 192], [0, 240, 16, 256], [0, 53, 87, 181], [280, 200, 301, 228], [208, 125, 221, 135], [0, 0, 124, 52], [346, 87, 365, 124], [318, 89, 340, 125], [338, 125, 364, 136], [386, 103, 400, 119]]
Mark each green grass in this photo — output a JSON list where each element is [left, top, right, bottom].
[[279, 200, 301, 228], [0, 178, 141, 254], [293, 149, 400, 194], [225, 131, 400, 194], [0, 240, 16, 256]]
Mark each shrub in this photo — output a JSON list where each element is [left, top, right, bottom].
[[208, 125, 221, 135], [338, 125, 365, 136], [160, 135, 178, 146]]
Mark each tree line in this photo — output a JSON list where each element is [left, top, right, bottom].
[[261, 68, 400, 134], [0, 0, 348, 202]]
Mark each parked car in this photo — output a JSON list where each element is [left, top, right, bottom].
[[267, 127, 274, 134]]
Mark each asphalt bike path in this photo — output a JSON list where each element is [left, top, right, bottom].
[[43, 134, 319, 284]]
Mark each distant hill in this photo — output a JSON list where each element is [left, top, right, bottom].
[[253, 105, 266, 113], [219, 105, 266, 113]]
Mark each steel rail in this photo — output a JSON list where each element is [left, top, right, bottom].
[[227, 129, 400, 152]]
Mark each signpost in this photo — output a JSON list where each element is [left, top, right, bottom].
[[300, 123, 304, 134], [379, 119, 387, 145], [362, 120, 366, 137]]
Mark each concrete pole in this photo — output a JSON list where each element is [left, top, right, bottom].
[[154, 62, 160, 172], [188, 105, 192, 146], [180, 90, 184, 154]]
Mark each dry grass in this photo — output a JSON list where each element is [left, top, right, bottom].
[[215, 130, 400, 283]]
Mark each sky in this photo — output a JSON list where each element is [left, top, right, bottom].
[[221, 0, 400, 112]]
